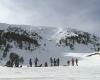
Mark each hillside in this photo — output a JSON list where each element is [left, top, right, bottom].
[[0, 23, 100, 66]]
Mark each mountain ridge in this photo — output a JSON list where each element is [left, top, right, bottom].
[[0, 23, 100, 66]]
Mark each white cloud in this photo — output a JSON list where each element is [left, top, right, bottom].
[[0, 0, 100, 36]]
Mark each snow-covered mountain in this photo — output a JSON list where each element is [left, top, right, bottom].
[[0, 23, 100, 66]]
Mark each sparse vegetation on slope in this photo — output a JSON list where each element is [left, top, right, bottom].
[[0, 27, 42, 58]]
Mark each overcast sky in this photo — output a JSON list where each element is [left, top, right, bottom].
[[0, 0, 100, 36]]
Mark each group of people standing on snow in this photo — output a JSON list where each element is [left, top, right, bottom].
[[29, 57, 78, 67], [50, 57, 60, 66], [29, 57, 41, 67], [67, 58, 78, 66], [29, 57, 60, 67]]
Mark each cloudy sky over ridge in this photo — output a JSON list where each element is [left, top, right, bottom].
[[0, 0, 100, 36]]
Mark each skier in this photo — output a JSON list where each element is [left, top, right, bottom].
[[54, 58, 56, 66], [57, 58, 60, 66], [50, 57, 53, 66], [44, 62, 48, 67], [71, 58, 74, 66], [29, 58, 32, 67], [75, 58, 78, 66], [67, 60, 70, 66], [34, 57, 38, 67]]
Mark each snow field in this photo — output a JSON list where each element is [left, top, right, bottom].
[[0, 66, 100, 80]]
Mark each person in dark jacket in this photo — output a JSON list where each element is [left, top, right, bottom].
[[44, 62, 48, 67], [34, 57, 38, 67], [75, 58, 78, 66], [71, 58, 74, 66], [50, 57, 53, 66], [67, 60, 70, 66], [54, 58, 56, 66], [57, 58, 60, 66], [29, 58, 32, 67]]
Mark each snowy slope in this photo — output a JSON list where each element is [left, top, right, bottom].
[[64, 51, 100, 66], [0, 23, 100, 66], [0, 52, 100, 80], [79, 52, 100, 66]]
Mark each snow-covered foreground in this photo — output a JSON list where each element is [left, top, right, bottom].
[[0, 66, 100, 80], [0, 52, 100, 80]]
